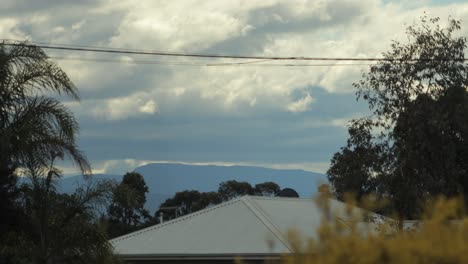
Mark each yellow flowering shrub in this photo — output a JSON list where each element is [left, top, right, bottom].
[[282, 196, 468, 264]]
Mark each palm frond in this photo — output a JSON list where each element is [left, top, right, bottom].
[[4, 96, 90, 174], [0, 41, 79, 100]]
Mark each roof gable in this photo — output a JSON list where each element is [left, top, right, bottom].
[[111, 196, 384, 256], [111, 197, 292, 255]]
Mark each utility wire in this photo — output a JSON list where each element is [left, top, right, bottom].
[[50, 54, 468, 67], [24, 40, 173, 54], [48, 56, 207, 66], [48, 56, 380, 67], [4, 41, 468, 62]]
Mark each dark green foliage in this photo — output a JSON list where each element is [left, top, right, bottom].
[[1, 157, 117, 264], [0, 42, 109, 262], [327, 16, 468, 220], [155, 181, 281, 222], [0, 41, 91, 238], [254, 181, 281, 196], [0, 163, 20, 236], [0, 41, 89, 174], [218, 180, 255, 201], [155, 191, 222, 222], [328, 119, 383, 201], [107, 172, 150, 238]]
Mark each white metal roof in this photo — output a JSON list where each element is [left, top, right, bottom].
[[110, 196, 384, 256]]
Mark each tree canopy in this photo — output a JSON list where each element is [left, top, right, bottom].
[[155, 180, 282, 222], [155, 190, 222, 222], [0, 42, 91, 235], [327, 16, 468, 221], [218, 180, 255, 201], [0, 42, 90, 174], [254, 181, 281, 197], [107, 172, 150, 238], [0, 42, 117, 263], [6, 166, 116, 264]]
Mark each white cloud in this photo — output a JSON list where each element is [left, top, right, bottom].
[[3, 0, 468, 119], [109, 1, 250, 51], [65, 92, 159, 121], [71, 20, 86, 30], [4, 0, 468, 178], [98, 159, 156, 174], [139, 100, 157, 114], [54, 55, 137, 94], [95, 93, 158, 120], [0, 18, 26, 40], [171, 87, 186, 97], [286, 93, 314, 113], [122, 0, 468, 114], [329, 117, 352, 128], [52, 26, 65, 33]]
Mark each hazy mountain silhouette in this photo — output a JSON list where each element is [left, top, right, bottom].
[[58, 163, 327, 212]]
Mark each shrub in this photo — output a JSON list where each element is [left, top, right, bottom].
[[282, 196, 468, 264]]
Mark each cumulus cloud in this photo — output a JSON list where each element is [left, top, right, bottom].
[[65, 92, 159, 120], [4, 0, 468, 117], [54, 55, 138, 96], [0, 18, 26, 39], [2, 0, 468, 173], [287, 93, 314, 113], [93, 93, 158, 120], [105, 1, 288, 50]]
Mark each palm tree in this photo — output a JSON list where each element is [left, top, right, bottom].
[[0, 41, 91, 234], [0, 41, 90, 173]]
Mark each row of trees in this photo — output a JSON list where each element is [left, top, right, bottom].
[[155, 180, 280, 222], [104, 175, 281, 238]]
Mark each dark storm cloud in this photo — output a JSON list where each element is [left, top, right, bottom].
[[3, 0, 467, 174], [75, 86, 369, 167]]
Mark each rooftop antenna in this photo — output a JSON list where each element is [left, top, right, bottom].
[[159, 206, 180, 224], [159, 212, 164, 224]]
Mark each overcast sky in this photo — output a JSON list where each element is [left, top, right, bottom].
[[1, 0, 468, 175]]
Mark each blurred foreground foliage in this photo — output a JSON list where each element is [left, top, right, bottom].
[[282, 194, 468, 264]]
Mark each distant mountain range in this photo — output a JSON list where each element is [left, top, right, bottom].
[[58, 163, 328, 213]]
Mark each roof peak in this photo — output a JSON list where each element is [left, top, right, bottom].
[[111, 195, 311, 246], [242, 195, 313, 201], [110, 195, 352, 250], [110, 197, 244, 244]]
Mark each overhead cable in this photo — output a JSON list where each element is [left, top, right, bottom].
[[3, 41, 467, 62]]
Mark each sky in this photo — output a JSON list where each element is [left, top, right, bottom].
[[1, 0, 468, 175]]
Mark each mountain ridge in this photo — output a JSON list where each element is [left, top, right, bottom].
[[58, 163, 328, 212]]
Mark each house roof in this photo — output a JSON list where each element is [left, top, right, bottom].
[[110, 196, 384, 257]]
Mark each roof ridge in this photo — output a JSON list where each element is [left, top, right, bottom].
[[110, 197, 244, 244], [248, 195, 314, 201], [240, 196, 293, 252]]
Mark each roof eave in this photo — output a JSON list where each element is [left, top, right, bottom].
[[118, 253, 284, 261]]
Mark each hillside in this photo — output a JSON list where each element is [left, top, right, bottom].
[[58, 163, 328, 212]]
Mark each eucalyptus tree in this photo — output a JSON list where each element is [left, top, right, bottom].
[[328, 16, 468, 222]]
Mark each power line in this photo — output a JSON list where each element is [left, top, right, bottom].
[[24, 40, 174, 54], [48, 56, 380, 67], [48, 56, 208, 66], [4, 41, 468, 62]]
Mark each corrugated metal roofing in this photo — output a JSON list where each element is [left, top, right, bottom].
[[110, 196, 384, 256]]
